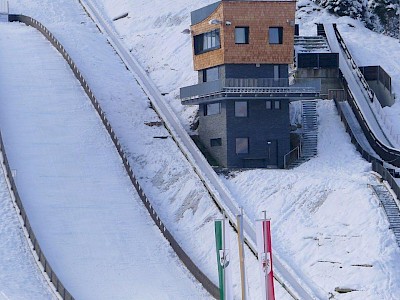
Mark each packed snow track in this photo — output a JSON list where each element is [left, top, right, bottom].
[[0, 21, 210, 300]]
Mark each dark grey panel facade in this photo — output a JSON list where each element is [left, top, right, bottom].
[[191, 1, 221, 25], [226, 99, 290, 168], [223, 64, 289, 80], [198, 98, 290, 168]]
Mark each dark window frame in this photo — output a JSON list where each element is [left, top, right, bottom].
[[235, 27, 249, 44], [266, 100, 272, 110], [194, 29, 221, 55], [202, 66, 219, 82], [204, 102, 221, 116], [274, 100, 281, 110], [210, 138, 222, 147], [269, 27, 283, 45]]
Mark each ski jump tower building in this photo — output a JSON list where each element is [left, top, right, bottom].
[[180, 0, 319, 168]]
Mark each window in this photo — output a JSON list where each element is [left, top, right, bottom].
[[194, 29, 221, 54], [269, 27, 283, 44], [204, 102, 221, 116], [273, 65, 280, 81], [235, 27, 249, 44], [203, 67, 219, 82], [210, 138, 222, 147], [236, 138, 249, 154], [235, 101, 248, 117], [274, 100, 281, 109], [266, 100, 272, 110]]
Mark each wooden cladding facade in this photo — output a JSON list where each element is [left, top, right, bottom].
[[191, 1, 296, 71]]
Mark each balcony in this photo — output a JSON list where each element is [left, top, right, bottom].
[[180, 78, 321, 105]]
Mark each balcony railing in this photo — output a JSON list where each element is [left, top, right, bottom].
[[180, 78, 321, 103]]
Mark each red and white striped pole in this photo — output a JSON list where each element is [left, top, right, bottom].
[[256, 211, 275, 300]]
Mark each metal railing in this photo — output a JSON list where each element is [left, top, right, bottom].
[[333, 97, 400, 205], [283, 145, 300, 169], [326, 23, 400, 167], [8, 14, 219, 299], [181, 77, 321, 101]]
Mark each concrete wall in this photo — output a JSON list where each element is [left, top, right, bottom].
[[368, 80, 395, 107], [296, 68, 341, 98], [191, 1, 296, 71], [198, 102, 228, 166]]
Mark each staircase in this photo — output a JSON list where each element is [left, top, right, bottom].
[[371, 184, 400, 247], [286, 100, 318, 168], [302, 100, 318, 158], [294, 36, 330, 53]]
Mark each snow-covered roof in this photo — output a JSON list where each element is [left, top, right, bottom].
[[0, 0, 8, 14]]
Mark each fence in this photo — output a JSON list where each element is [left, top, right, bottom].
[[8, 14, 219, 299], [297, 53, 339, 69]]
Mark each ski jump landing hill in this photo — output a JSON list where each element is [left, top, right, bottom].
[[1, 15, 215, 299]]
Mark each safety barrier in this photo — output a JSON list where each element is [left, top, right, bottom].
[[8, 14, 219, 299], [327, 23, 400, 167], [0, 129, 74, 299], [333, 97, 400, 202]]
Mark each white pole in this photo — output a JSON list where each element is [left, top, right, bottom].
[[237, 207, 246, 300]]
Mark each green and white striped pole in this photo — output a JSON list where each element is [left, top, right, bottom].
[[215, 218, 233, 300]]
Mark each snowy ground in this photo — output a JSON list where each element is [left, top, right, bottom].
[[89, 0, 400, 298], [3, 0, 400, 298], [0, 22, 209, 299]]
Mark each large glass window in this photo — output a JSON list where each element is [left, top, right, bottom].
[[266, 100, 272, 110], [236, 138, 249, 154], [203, 66, 219, 82], [235, 27, 249, 44], [269, 27, 283, 44], [274, 100, 281, 109], [204, 102, 221, 116], [194, 29, 221, 54], [235, 101, 248, 117]]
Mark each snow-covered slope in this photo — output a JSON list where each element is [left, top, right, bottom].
[[0, 157, 55, 300], [0, 21, 209, 299], [89, 0, 400, 298], [5, 0, 400, 298]]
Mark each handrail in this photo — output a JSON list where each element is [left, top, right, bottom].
[[283, 146, 300, 169], [8, 14, 219, 299]]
